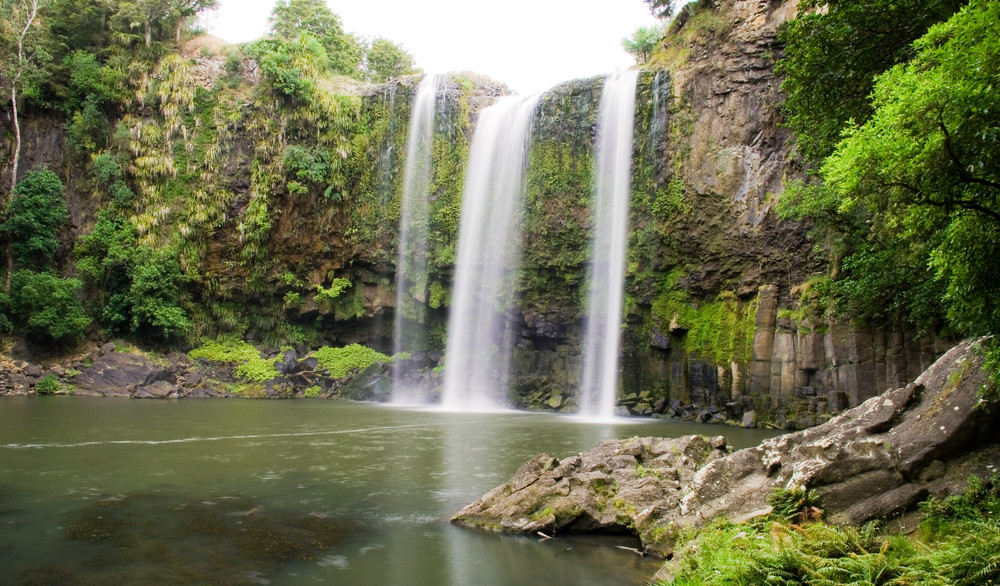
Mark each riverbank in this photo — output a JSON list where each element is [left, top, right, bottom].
[[0, 335, 829, 430]]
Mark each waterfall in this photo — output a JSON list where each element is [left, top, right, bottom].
[[440, 93, 541, 412], [391, 73, 441, 404], [577, 70, 639, 419]]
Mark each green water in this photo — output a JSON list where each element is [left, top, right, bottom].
[[0, 397, 779, 585]]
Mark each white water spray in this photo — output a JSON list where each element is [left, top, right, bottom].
[[440, 93, 541, 412], [392, 74, 441, 404], [577, 70, 639, 419]]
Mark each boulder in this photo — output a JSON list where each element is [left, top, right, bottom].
[[75, 352, 172, 397], [133, 381, 181, 399], [452, 339, 1000, 558]]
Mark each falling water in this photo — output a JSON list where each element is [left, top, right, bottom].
[[440, 93, 541, 412], [391, 74, 441, 404], [577, 70, 639, 419]]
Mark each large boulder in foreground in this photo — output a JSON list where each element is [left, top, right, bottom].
[[452, 339, 1000, 557]]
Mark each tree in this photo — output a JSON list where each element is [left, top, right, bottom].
[[2, 0, 48, 196], [644, 0, 677, 19], [1, 170, 69, 291], [776, 0, 967, 163], [782, 0, 1000, 341], [622, 24, 664, 65], [114, 0, 217, 47], [363, 37, 416, 83], [268, 0, 360, 75], [4, 269, 90, 343], [820, 0, 1000, 333], [245, 33, 327, 101]]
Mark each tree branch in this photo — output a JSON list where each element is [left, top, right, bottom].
[[939, 111, 1000, 192]]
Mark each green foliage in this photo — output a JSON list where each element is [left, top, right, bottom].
[[622, 24, 665, 64], [313, 343, 389, 379], [315, 278, 351, 302], [980, 340, 1000, 402], [268, 0, 360, 75], [921, 474, 1000, 529], [234, 355, 280, 382], [6, 270, 90, 343], [188, 337, 260, 362], [768, 485, 822, 520], [650, 178, 689, 218], [428, 281, 448, 309], [127, 247, 189, 339], [303, 385, 321, 398], [362, 37, 416, 82], [245, 35, 326, 100], [2, 170, 70, 271], [110, 0, 218, 48], [282, 144, 330, 193], [75, 218, 188, 341], [35, 373, 62, 395], [652, 286, 758, 366], [776, 0, 967, 162], [659, 478, 1000, 586], [62, 50, 128, 152], [781, 0, 1000, 346]]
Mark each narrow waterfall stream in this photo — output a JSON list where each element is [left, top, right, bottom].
[[441, 93, 541, 411], [391, 74, 441, 404], [578, 70, 639, 419]]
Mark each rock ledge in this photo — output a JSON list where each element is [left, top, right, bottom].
[[452, 339, 1000, 557]]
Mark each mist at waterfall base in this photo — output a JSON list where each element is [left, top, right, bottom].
[[578, 70, 640, 420], [439, 94, 541, 412], [0, 398, 782, 585], [391, 74, 441, 405]]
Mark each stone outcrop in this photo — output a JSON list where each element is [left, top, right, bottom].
[[453, 339, 1000, 558], [74, 352, 174, 397]]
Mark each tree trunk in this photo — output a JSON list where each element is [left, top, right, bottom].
[[5, 243, 12, 295], [145, 20, 152, 46], [9, 0, 39, 198], [10, 85, 19, 196]]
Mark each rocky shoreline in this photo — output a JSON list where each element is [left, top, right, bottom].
[[452, 339, 1000, 572], [0, 338, 815, 429], [0, 340, 400, 401]]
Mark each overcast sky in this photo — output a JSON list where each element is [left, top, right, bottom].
[[201, 0, 661, 95]]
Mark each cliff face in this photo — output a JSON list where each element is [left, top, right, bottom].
[[3, 1, 944, 424], [506, 0, 947, 424]]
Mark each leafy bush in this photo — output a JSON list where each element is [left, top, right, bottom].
[[190, 338, 279, 383], [234, 356, 280, 382], [188, 338, 261, 363], [7, 271, 90, 343], [35, 374, 62, 395], [2, 171, 70, 271], [245, 35, 326, 100], [75, 219, 188, 341], [313, 344, 389, 378]]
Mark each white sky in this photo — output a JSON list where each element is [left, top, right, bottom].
[[200, 0, 661, 95]]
